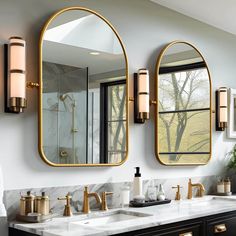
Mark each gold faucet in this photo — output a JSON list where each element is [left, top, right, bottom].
[[187, 178, 205, 199], [58, 193, 73, 217], [82, 186, 102, 214], [172, 185, 182, 201], [101, 192, 113, 211]]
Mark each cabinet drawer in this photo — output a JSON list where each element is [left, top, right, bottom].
[[144, 224, 201, 236], [117, 223, 202, 236], [207, 215, 236, 236], [9, 227, 36, 236]]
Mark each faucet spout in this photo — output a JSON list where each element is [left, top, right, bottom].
[[82, 186, 102, 214], [194, 183, 205, 197], [187, 179, 205, 199], [88, 192, 102, 204]]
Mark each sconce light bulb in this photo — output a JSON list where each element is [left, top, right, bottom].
[[138, 69, 150, 120]]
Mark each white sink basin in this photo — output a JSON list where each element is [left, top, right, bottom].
[[188, 196, 235, 205], [176, 196, 236, 213], [72, 210, 152, 227]]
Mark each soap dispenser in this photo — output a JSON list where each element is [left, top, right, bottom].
[[133, 167, 143, 198]]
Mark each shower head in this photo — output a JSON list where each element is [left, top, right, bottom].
[[59, 93, 76, 112], [60, 94, 73, 102]]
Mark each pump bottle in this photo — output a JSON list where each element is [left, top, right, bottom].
[[133, 167, 142, 197]]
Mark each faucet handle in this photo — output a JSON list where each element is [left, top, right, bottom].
[[172, 185, 182, 201], [101, 192, 113, 211], [84, 186, 89, 193], [103, 192, 113, 196], [58, 193, 73, 217]]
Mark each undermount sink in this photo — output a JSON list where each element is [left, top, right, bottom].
[[178, 196, 236, 212], [72, 210, 152, 227], [188, 196, 235, 205]]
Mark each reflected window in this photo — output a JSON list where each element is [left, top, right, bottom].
[[100, 80, 126, 163], [158, 62, 210, 162]]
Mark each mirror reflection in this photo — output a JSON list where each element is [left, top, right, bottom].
[[157, 42, 211, 165], [40, 8, 128, 166]]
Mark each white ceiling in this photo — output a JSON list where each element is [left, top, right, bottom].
[[43, 41, 125, 75], [151, 0, 236, 36]]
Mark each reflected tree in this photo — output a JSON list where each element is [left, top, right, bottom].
[[159, 68, 209, 161], [108, 83, 126, 162]]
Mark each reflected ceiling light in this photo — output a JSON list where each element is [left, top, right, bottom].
[[4, 36, 39, 113], [216, 87, 228, 131], [89, 52, 100, 56]]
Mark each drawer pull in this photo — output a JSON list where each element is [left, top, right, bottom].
[[214, 224, 227, 233], [179, 232, 193, 236]]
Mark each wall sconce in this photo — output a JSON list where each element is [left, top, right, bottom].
[[131, 69, 155, 124], [215, 87, 228, 131], [4, 37, 39, 113]]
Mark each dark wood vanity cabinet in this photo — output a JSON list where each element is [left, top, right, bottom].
[[117, 220, 204, 236], [9, 228, 36, 236], [206, 213, 236, 236], [9, 211, 236, 236], [117, 211, 236, 236]]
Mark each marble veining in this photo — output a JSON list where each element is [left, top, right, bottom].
[[4, 176, 218, 221], [9, 196, 236, 236]]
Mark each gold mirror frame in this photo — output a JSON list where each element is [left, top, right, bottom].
[[155, 40, 212, 166], [38, 7, 129, 167]]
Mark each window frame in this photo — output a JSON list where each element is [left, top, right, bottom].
[[100, 79, 126, 163], [158, 62, 211, 156]]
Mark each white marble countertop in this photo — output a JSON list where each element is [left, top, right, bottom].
[[9, 195, 236, 236]]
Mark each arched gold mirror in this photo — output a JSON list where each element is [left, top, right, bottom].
[[39, 7, 129, 166], [155, 41, 212, 165]]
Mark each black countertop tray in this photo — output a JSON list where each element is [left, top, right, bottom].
[[129, 199, 171, 208]]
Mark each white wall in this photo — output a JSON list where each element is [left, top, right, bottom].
[[0, 0, 235, 191]]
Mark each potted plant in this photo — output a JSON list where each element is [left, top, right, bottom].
[[227, 144, 236, 170]]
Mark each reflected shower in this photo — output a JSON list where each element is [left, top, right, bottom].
[[60, 93, 76, 112], [59, 93, 78, 164]]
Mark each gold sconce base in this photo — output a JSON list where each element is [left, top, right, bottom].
[[139, 112, 149, 120], [9, 97, 27, 113]]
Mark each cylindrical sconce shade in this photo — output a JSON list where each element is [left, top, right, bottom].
[[138, 69, 149, 120], [9, 38, 26, 71], [10, 73, 26, 98], [217, 87, 228, 130], [8, 37, 27, 112]]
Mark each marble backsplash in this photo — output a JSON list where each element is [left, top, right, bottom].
[[4, 175, 219, 221]]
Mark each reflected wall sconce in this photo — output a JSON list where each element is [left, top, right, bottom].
[[4, 37, 39, 113], [130, 69, 156, 124], [215, 87, 228, 131]]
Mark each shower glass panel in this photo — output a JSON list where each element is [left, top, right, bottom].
[[42, 62, 88, 164]]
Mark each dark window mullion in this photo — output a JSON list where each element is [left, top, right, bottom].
[[159, 107, 210, 114], [108, 150, 127, 152], [159, 152, 210, 155], [159, 61, 206, 74], [100, 80, 126, 164], [107, 119, 126, 123]]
